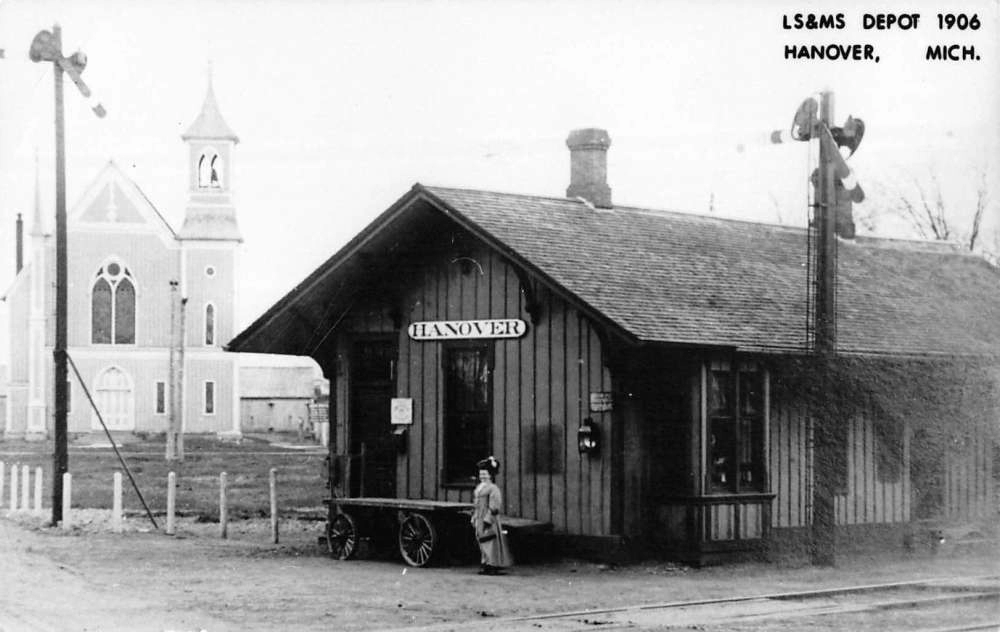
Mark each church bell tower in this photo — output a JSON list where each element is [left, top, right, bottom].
[[177, 72, 242, 438]]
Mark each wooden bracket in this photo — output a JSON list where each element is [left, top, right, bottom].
[[513, 266, 542, 325]]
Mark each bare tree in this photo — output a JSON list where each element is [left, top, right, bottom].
[[888, 165, 995, 254]]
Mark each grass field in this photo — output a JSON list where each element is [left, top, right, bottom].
[[0, 434, 328, 520]]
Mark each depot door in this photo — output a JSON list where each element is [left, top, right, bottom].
[[349, 338, 397, 498]]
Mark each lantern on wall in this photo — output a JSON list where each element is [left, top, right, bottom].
[[577, 418, 599, 455]]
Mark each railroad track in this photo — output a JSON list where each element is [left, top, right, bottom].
[[394, 575, 999, 631]]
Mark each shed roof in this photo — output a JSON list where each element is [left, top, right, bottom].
[[229, 184, 1000, 359]]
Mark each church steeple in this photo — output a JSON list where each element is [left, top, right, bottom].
[[181, 66, 239, 144], [178, 69, 241, 242]]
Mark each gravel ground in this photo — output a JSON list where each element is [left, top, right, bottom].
[[1, 509, 997, 632]]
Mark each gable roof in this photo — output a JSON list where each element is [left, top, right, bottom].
[[229, 184, 1000, 359], [69, 161, 177, 244]]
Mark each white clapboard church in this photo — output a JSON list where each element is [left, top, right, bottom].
[[2, 79, 250, 439]]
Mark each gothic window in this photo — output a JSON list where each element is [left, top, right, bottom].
[[198, 149, 222, 188], [92, 261, 136, 344], [205, 303, 216, 346]]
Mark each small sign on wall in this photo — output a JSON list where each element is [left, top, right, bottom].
[[390, 398, 413, 425], [589, 392, 613, 412]]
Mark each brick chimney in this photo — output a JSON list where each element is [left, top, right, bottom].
[[15, 212, 23, 273], [566, 128, 612, 209]]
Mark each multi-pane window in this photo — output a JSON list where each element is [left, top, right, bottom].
[[205, 303, 216, 346], [708, 359, 767, 493], [155, 381, 167, 415], [91, 261, 135, 344], [443, 343, 492, 485], [204, 381, 215, 415]]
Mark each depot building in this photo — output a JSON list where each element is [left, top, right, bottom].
[[228, 129, 999, 564]]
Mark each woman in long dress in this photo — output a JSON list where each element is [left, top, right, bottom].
[[471, 456, 510, 575]]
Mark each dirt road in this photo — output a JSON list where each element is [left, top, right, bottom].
[[1, 511, 996, 632]]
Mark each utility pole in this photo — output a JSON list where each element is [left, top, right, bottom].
[[168, 281, 179, 460], [811, 90, 837, 566], [30, 24, 105, 525], [167, 280, 186, 460]]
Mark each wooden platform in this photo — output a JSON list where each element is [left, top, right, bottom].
[[326, 497, 472, 512]]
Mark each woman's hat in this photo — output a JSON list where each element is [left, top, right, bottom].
[[476, 456, 500, 475]]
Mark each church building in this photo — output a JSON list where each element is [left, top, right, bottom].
[[2, 80, 242, 439]]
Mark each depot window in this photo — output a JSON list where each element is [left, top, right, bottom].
[[442, 342, 493, 486], [706, 359, 768, 493]]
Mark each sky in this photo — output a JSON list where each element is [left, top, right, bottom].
[[0, 0, 997, 362]]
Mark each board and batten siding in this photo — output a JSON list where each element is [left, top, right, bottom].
[[769, 398, 911, 528], [335, 247, 614, 536], [941, 425, 995, 521]]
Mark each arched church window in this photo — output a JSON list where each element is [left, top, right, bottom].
[[198, 149, 222, 188], [205, 303, 216, 346], [91, 260, 136, 344]]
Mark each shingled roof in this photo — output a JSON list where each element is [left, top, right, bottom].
[[230, 184, 1000, 359]]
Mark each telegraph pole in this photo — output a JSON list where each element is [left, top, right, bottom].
[[811, 90, 837, 566], [30, 24, 105, 525]]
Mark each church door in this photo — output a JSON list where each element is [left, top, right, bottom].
[[92, 367, 135, 431]]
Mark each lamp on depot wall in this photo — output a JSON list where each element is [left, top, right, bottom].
[[577, 417, 599, 455], [393, 426, 409, 453]]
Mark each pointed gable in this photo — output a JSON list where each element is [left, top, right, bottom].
[[69, 161, 176, 245], [79, 182, 145, 224]]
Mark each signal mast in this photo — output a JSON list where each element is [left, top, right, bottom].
[[769, 91, 865, 565]]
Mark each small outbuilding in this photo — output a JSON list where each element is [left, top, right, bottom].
[[229, 129, 999, 564]]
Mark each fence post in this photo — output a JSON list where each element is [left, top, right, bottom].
[[269, 468, 278, 544], [21, 464, 30, 510], [112, 472, 123, 533], [219, 471, 228, 539], [33, 467, 43, 512], [61, 472, 72, 530], [166, 471, 176, 536], [10, 464, 18, 511], [0, 460, 5, 509]]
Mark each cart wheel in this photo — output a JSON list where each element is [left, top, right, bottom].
[[398, 512, 437, 567], [327, 512, 358, 560]]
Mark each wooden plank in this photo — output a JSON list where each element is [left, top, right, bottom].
[[565, 310, 582, 535], [502, 262, 522, 519], [425, 264, 442, 500], [586, 323, 600, 535], [788, 404, 801, 528], [534, 288, 552, 525], [398, 319, 410, 498], [550, 299, 567, 533], [520, 282, 537, 522], [902, 415, 911, 522], [329, 497, 472, 511], [863, 415, 874, 523]]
